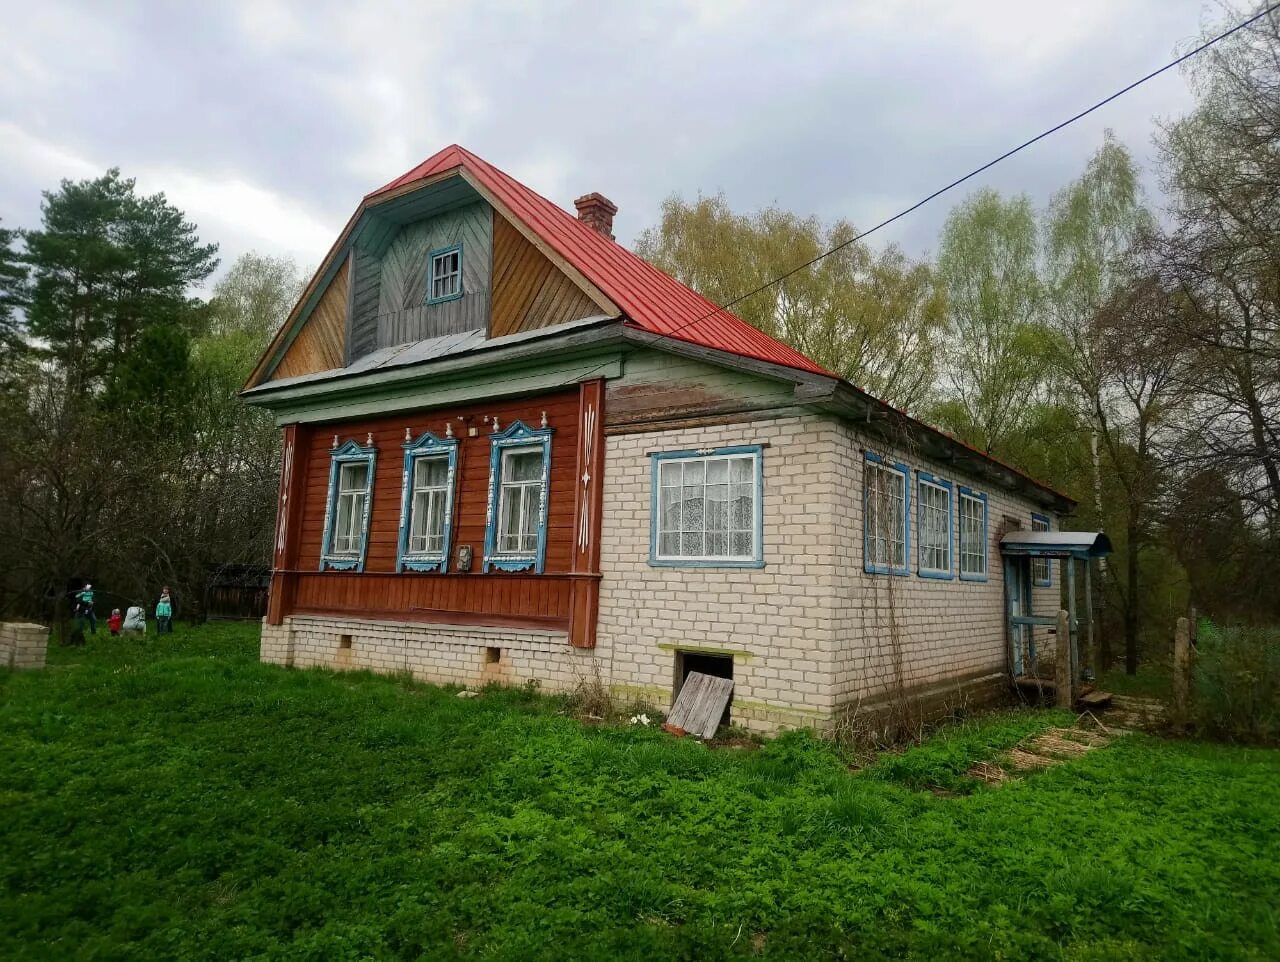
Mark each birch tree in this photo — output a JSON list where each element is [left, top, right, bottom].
[[636, 193, 945, 411], [933, 189, 1050, 457], [1155, 4, 1280, 535]]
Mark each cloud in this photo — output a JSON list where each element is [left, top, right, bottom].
[[0, 121, 99, 183], [0, 122, 336, 283], [146, 169, 339, 274], [0, 0, 1207, 283]]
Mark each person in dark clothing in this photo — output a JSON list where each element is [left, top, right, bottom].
[[74, 583, 97, 634]]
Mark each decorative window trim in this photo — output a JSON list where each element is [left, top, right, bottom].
[[864, 451, 910, 576], [426, 243, 464, 304], [648, 445, 765, 569], [1031, 511, 1052, 587], [916, 471, 954, 580], [396, 431, 460, 573], [958, 486, 989, 582], [319, 438, 377, 572], [483, 420, 553, 573]]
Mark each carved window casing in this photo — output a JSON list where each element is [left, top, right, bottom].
[[397, 431, 460, 573], [321, 438, 377, 572], [483, 420, 554, 573]]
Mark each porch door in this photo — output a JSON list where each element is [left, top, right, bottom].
[[1005, 556, 1034, 675]]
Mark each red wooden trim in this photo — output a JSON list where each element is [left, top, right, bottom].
[[569, 379, 606, 647], [267, 424, 308, 625]]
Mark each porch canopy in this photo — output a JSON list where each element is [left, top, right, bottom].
[[999, 530, 1112, 700], [999, 530, 1112, 560]]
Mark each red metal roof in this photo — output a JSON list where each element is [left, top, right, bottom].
[[367, 145, 833, 377]]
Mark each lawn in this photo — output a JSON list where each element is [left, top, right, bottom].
[[2, 624, 1279, 961]]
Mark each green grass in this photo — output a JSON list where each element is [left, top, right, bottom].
[[3, 624, 1279, 960], [1100, 664, 1174, 700], [866, 708, 1077, 793]]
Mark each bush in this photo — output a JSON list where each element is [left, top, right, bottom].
[[1193, 622, 1280, 742]]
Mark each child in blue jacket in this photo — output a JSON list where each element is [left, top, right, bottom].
[[156, 588, 174, 635]]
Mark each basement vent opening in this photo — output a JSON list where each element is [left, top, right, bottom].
[[485, 647, 502, 664], [674, 651, 734, 728], [338, 634, 352, 650]]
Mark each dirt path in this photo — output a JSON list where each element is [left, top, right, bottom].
[[967, 722, 1119, 784]]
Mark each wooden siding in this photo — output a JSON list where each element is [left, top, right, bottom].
[[605, 350, 796, 426], [491, 213, 602, 338], [347, 246, 382, 363], [290, 574, 572, 627], [288, 389, 580, 627], [271, 256, 349, 381], [374, 202, 492, 349]]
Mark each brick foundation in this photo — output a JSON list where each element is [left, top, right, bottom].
[[261, 615, 605, 692]]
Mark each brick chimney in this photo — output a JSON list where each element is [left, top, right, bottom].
[[574, 192, 618, 240]]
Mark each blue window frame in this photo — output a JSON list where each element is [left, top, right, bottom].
[[320, 438, 377, 572], [864, 452, 909, 576], [958, 486, 989, 582], [1031, 512, 1052, 587], [483, 420, 553, 573], [396, 431, 460, 573], [649, 445, 765, 568], [426, 243, 463, 304], [916, 471, 954, 580]]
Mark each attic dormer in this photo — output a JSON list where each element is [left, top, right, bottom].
[[346, 192, 494, 362], [248, 160, 619, 387]]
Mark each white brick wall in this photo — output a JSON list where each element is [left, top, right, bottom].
[[830, 422, 1062, 708], [2, 622, 48, 670], [596, 415, 845, 732], [260, 615, 606, 692], [595, 414, 1063, 732]]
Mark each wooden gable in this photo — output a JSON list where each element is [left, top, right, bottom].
[[246, 169, 620, 391], [270, 256, 349, 382], [490, 212, 602, 338]]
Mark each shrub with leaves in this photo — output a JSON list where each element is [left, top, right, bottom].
[[1193, 622, 1280, 742]]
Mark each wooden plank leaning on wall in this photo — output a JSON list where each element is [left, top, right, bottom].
[[568, 379, 605, 648]]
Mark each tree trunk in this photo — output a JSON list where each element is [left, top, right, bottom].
[[1125, 510, 1140, 675], [1091, 430, 1112, 670]]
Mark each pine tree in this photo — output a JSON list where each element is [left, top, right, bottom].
[[23, 169, 218, 399], [0, 218, 27, 364]]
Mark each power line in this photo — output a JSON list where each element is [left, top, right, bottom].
[[580, 1, 1280, 373], [707, 0, 1280, 320]]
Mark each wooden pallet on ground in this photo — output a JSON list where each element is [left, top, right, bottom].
[[666, 672, 734, 740]]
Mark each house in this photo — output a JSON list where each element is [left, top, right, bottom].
[[242, 144, 1081, 732]]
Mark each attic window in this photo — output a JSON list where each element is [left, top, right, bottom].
[[428, 245, 463, 303]]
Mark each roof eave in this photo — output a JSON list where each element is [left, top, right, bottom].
[[241, 317, 628, 408], [614, 328, 1074, 512], [821, 382, 1076, 513]]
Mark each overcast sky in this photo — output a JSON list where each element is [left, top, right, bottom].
[[0, 0, 1217, 289]]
